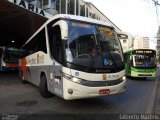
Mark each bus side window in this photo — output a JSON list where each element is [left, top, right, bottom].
[[129, 55, 133, 65], [50, 25, 62, 63], [22, 28, 47, 57], [36, 29, 47, 53]]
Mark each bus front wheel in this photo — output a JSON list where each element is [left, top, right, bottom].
[[39, 75, 52, 98]]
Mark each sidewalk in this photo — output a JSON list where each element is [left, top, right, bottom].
[[155, 69, 160, 114]]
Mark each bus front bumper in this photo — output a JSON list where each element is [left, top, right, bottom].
[[131, 71, 156, 77], [63, 79, 126, 100]]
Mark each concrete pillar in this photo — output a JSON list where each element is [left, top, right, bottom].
[[59, 0, 61, 13], [88, 8, 90, 18], [66, 0, 68, 14], [84, 5, 87, 17], [78, 1, 80, 15], [74, 0, 76, 15]]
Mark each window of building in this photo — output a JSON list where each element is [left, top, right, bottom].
[[43, 0, 49, 6]]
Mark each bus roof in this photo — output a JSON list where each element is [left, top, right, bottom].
[[22, 14, 114, 48], [47, 14, 113, 27]]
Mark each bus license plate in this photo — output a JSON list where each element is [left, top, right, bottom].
[[99, 89, 110, 94]]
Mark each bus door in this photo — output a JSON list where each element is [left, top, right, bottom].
[[144, 54, 156, 71], [48, 23, 66, 96], [127, 54, 132, 74]]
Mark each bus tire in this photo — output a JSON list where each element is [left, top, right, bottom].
[[39, 75, 52, 98], [22, 79, 27, 84]]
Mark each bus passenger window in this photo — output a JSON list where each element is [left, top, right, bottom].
[[129, 55, 133, 65]]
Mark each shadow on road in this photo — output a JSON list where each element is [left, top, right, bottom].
[[127, 76, 155, 82]]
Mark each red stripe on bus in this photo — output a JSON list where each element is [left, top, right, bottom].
[[5, 63, 19, 67]]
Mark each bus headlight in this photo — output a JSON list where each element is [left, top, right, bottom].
[[122, 76, 126, 81], [62, 72, 86, 84], [72, 77, 82, 84], [121, 76, 126, 81]]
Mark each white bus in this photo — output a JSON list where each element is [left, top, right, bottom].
[[19, 14, 126, 100]]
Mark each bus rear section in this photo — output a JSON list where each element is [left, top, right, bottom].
[[124, 49, 157, 78], [19, 14, 126, 100]]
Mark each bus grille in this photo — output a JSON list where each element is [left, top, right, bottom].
[[82, 79, 123, 87], [138, 74, 152, 76]]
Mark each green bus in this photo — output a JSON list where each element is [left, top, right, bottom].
[[124, 49, 156, 78]]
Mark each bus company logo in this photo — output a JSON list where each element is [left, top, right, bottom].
[[37, 54, 44, 64], [27, 58, 36, 65], [108, 75, 112, 79], [107, 74, 119, 79], [37, 54, 39, 64], [112, 74, 119, 79], [102, 74, 107, 80]]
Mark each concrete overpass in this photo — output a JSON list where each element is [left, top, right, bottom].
[[0, 0, 53, 48]]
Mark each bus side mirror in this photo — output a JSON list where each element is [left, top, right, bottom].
[[53, 20, 68, 40], [61, 29, 68, 40]]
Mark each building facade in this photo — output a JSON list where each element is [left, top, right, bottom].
[[25, 0, 121, 32], [143, 37, 150, 48], [156, 27, 160, 63], [117, 32, 133, 52], [133, 36, 149, 49]]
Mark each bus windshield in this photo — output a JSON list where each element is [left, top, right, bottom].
[[66, 20, 124, 73], [132, 54, 156, 68], [3, 49, 21, 63]]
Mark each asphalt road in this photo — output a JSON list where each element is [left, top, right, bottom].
[[0, 72, 157, 120]]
